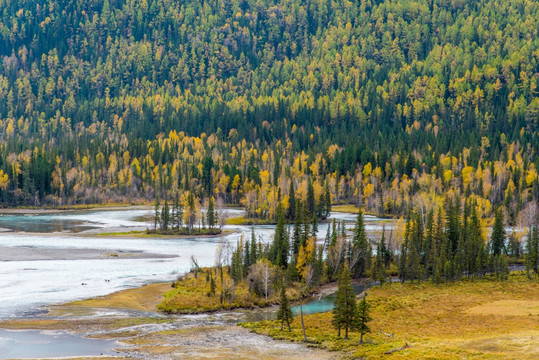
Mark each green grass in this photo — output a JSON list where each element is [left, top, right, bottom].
[[243, 273, 539, 359]]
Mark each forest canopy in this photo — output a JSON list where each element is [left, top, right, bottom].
[[0, 0, 537, 224]]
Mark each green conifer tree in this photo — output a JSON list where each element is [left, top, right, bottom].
[[332, 263, 357, 339], [356, 293, 372, 344], [207, 196, 216, 231], [351, 209, 369, 278], [491, 207, 506, 256], [277, 286, 294, 332]]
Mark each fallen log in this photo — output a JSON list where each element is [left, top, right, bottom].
[[385, 343, 410, 355]]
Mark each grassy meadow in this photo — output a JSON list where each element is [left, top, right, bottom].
[[243, 272, 539, 359]]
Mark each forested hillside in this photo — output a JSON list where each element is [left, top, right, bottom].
[[0, 0, 538, 225]]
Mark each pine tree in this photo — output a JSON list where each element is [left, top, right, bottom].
[[312, 212, 318, 237], [271, 204, 288, 268], [209, 274, 216, 296], [332, 263, 357, 339], [292, 200, 302, 256], [525, 227, 538, 277], [467, 204, 483, 278], [399, 220, 410, 283], [153, 194, 160, 231], [202, 156, 214, 197], [446, 198, 461, 257], [307, 178, 315, 217], [491, 207, 506, 256], [475, 242, 488, 278], [162, 197, 170, 231], [356, 293, 372, 344], [406, 212, 423, 283], [288, 181, 296, 220], [375, 238, 386, 287], [330, 218, 338, 247], [250, 227, 258, 265], [277, 286, 293, 332], [207, 196, 216, 231], [351, 209, 369, 278], [424, 210, 435, 276], [173, 192, 180, 230], [244, 239, 251, 269], [324, 182, 332, 218]]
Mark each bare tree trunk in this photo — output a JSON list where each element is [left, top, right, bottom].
[[300, 304, 307, 341], [264, 264, 269, 301]]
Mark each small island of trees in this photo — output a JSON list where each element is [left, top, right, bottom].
[[149, 193, 223, 235]]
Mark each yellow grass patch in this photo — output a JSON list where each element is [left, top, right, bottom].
[[245, 273, 539, 359], [158, 267, 302, 313], [467, 300, 539, 316], [225, 216, 276, 225], [331, 204, 360, 213], [50, 282, 172, 314]]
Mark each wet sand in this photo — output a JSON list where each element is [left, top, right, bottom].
[[124, 325, 339, 360], [0, 246, 175, 262]]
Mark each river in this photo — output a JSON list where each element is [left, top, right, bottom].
[[0, 208, 395, 320]]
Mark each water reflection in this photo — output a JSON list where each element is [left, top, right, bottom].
[[0, 329, 119, 359], [0, 214, 97, 233]]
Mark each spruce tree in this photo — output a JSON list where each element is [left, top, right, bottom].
[[526, 226, 538, 277], [153, 194, 160, 231], [244, 240, 251, 268], [491, 207, 506, 256], [312, 212, 318, 237], [324, 182, 332, 218], [173, 192, 180, 230], [209, 274, 216, 296], [292, 200, 302, 256], [356, 293, 372, 344], [332, 263, 357, 339], [250, 227, 258, 265], [162, 197, 170, 231], [271, 204, 288, 268], [330, 218, 338, 247], [399, 220, 410, 283], [351, 209, 369, 278], [307, 178, 315, 217], [207, 196, 216, 231], [375, 239, 386, 287], [406, 212, 423, 283], [288, 181, 296, 220], [277, 286, 293, 332]]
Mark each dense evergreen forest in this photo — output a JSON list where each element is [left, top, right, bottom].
[[0, 0, 538, 229]]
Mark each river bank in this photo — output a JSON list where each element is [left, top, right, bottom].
[[0, 281, 338, 360]]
